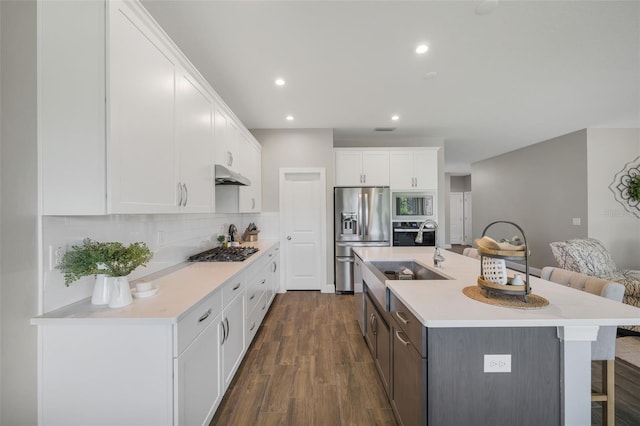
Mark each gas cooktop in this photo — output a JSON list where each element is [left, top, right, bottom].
[[188, 246, 259, 262]]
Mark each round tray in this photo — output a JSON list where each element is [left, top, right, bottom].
[[477, 275, 527, 294]]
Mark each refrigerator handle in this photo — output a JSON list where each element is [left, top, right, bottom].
[[363, 192, 369, 238], [358, 192, 363, 238]]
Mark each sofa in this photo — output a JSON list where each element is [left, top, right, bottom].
[[550, 238, 640, 333]]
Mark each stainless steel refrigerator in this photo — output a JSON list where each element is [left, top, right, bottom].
[[334, 187, 390, 293]]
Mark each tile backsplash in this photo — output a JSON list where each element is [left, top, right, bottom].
[[42, 212, 279, 313]]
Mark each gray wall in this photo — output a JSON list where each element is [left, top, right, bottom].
[[252, 128, 335, 284], [471, 130, 589, 269], [1, 1, 39, 424], [445, 175, 471, 245]]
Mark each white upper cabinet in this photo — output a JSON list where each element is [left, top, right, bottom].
[[213, 105, 238, 170], [109, 1, 180, 213], [38, 0, 260, 215], [390, 149, 439, 190], [175, 71, 214, 212], [335, 149, 390, 186], [238, 135, 262, 213]]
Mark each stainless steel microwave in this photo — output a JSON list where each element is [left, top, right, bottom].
[[391, 191, 436, 222]]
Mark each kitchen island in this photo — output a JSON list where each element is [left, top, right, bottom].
[[354, 246, 640, 426]]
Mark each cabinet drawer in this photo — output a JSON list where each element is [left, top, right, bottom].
[[176, 290, 223, 356], [246, 292, 266, 346], [223, 273, 245, 306], [246, 281, 264, 314], [390, 292, 428, 357]]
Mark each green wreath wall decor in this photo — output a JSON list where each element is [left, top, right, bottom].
[[609, 156, 640, 218]]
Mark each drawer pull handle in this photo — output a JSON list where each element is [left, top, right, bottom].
[[262, 304, 266, 311], [395, 311, 410, 325], [232, 283, 241, 291], [250, 294, 255, 301], [198, 308, 212, 323], [250, 322, 256, 332], [395, 330, 411, 346], [260, 279, 266, 285]]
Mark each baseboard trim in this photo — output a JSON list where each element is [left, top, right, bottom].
[[322, 284, 336, 294]]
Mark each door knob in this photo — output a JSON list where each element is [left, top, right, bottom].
[[287, 236, 292, 240]]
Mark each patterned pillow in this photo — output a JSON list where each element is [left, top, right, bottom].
[[549, 238, 618, 278]]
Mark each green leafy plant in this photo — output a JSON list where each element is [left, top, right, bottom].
[[629, 176, 640, 201], [57, 238, 153, 286]]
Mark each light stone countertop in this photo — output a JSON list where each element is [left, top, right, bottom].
[[353, 246, 640, 329], [32, 240, 279, 325]]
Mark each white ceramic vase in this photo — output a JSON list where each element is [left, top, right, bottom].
[[108, 276, 133, 308], [91, 274, 111, 305]]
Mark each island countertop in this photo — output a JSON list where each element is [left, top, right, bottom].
[[32, 239, 279, 325], [353, 246, 640, 329]]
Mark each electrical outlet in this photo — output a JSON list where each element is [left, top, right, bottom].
[[484, 354, 511, 373], [157, 230, 166, 246], [49, 246, 65, 271], [572, 217, 581, 226]]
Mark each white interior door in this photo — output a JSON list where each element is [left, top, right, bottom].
[[280, 169, 326, 291], [463, 192, 473, 245], [450, 192, 464, 245]]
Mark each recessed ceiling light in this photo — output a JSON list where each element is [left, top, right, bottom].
[[286, 115, 294, 121], [415, 44, 429, 54], [391, 115, 400, 121], [275, 78, 286, 86]]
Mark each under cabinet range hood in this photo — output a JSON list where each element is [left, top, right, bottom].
[[214, 164, 251, 186]]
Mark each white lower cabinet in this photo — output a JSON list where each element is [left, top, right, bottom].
[[221, 287, 246, 388], [244, 244, 280, 347], [175, 313, 222, 426]]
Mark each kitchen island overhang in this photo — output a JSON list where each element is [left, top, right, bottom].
[[353, 246, 640, 426]]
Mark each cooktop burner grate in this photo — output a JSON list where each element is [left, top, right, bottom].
[[188, 246, 259, 262]]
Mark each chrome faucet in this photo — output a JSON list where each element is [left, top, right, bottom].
[[415, 219, 438, 244], [415, 219, 445, 267]]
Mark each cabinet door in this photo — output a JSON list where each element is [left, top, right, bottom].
[[364, 294, 376, 356], [269, 247, 280, 302], [239, 138, 262, 212], [413, 150, 438, 190], [392, 324, 425, 426], [213, 104, 230, 166], [389, 151, 415, 189], [222, 292, 245, 388], [362, 151, 390, 185], [226, 120, 241, 170], [109, 2, 179, 213], [176, 71, 214, 212], [376, 315, 391, 395], [175, 315, 222, 426], [335, 151, 364, 186]]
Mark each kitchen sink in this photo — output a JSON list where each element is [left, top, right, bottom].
[[369, 260, 451, 281]]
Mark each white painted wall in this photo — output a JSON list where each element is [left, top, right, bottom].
[[587, 128, 640, 269], [1, 1, 39, 423], [251, 128, 334, 284]]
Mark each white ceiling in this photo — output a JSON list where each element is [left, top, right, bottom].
[[141, 0, 640, 173]]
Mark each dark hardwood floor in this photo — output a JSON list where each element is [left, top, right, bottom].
[[211, 291, 396, 425], [211, 291, 640, 426]]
